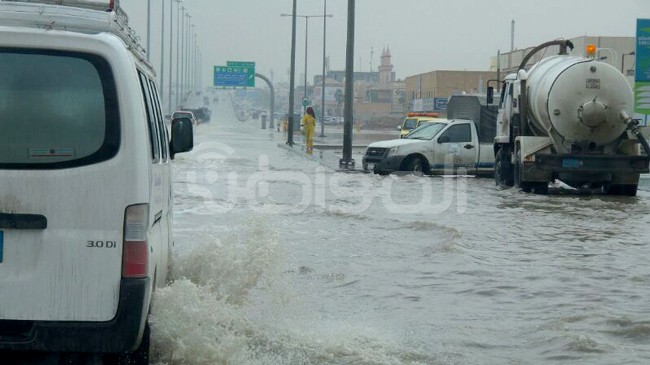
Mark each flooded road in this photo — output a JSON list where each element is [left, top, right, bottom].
[[151, 95, 650, 365]]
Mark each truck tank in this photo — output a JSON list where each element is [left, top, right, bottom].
[[525, 55, 633, 151]]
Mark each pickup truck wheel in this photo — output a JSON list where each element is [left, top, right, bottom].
[[532, 182, 548, 195], [402, 156, 425, 175], [605, 184, 638, 196], [103, 321, 150, 365]]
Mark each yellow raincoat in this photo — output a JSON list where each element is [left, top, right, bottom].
[[302, 113, 316, 153]]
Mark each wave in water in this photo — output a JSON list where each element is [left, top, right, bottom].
[[149, 221, 439, 365]]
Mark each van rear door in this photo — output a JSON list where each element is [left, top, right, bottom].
[[0, 49, 124, 322]]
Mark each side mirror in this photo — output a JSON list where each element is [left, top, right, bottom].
[[397, 125, 402, 130], [487, 86, 494, 104], [170, 117, 194, 159], [438, 135, 450, 143]]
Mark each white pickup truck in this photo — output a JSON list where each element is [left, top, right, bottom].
[[362, 119, 495, 176]]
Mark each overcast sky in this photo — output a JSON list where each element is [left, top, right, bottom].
[[121, 0, 647, 86]]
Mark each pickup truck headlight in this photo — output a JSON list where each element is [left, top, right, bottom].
[[387, 146, 399, 157]]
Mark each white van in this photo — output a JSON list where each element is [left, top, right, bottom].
[[0, 0, 193, 363]]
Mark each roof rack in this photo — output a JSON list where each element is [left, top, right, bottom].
[[0, 0, 152, 71], [2, 0, 123, 15]]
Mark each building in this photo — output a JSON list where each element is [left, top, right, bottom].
[[312, 46, 403, 119], [403, 35, 636, 114], [404, 70, 497, 113]]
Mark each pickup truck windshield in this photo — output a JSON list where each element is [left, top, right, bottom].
[[405, 122, 446, 140]]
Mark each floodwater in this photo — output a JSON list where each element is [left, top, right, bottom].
[[151, 94, 650, 365]]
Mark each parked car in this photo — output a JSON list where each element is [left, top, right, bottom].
[[0, 1, 193, 363], [397, 112, 442, 138], [172, 110, 198, 126]]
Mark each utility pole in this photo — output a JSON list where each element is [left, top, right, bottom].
[[168, 0, 175, 114], [287, 0, 297, 145], [340, 0, 355, 169], [319, 0, 328, 138], [159, 0, 165, 106], [146, 0, 151, 61]]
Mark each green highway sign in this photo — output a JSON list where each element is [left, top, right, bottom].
[[227, 61, 255, 68], [214, 61, 255, 88]]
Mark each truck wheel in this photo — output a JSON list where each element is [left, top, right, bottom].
[[402, 156, 425, 175], [494, 148, 514, 187], [605, 184, 638, 196], [514, 146, 533, 193]]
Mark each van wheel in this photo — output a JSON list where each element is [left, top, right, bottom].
[[128, 321, 150, 365], [103, 322, 150, 365]]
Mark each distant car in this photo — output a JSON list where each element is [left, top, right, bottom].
[[172, 110, 197, 126], [398, 113, 443, 138]]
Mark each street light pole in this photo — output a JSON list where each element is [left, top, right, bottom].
[[319, 0, 328, 137], [340, 0, 355, 169], [304, 16, 309, 112], [159, 0, 165, 106], [177, 6, 184, 108], [286, 0, 297, 146], [281, 12, 333, 119], [168, 0, 175, 114], [146, 0, 151, 61]]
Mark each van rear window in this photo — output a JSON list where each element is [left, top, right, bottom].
[[0, 49, 119, 169]]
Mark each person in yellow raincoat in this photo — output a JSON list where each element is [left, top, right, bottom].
[[302, 106, 316, 154]]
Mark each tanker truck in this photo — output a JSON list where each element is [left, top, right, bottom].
[[491, 39, 650, 195]]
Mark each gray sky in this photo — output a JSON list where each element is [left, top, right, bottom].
[[121, 0, 648, 85]]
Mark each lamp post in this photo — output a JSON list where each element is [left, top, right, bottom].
[[146, 0, 151, 61], [621, 51, 635, 75], [281, 12, 332, 115], [168, 0, 179, 114], [284, 0, 297, 146], [319, 0, 330, 137], [177, 6, 185, 108], [159, 0, 165, 106]]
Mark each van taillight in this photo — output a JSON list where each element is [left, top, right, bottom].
[[122, 204, 149, 278]]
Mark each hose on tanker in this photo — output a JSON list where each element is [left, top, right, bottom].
[[627, 119, 650, 157], [518, 39, 574, 71]]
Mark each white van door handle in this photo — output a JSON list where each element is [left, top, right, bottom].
[[464, 144, 474, 149]]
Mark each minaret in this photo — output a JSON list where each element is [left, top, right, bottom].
[[379, 46, 393, 86]]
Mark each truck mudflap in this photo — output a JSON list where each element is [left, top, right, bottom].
[[0, 278, 150, 353], [534, 153, 650, 174]]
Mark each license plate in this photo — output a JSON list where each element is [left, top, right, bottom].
[[0, 230, 3, 263], [562, 159, 582, 168]]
